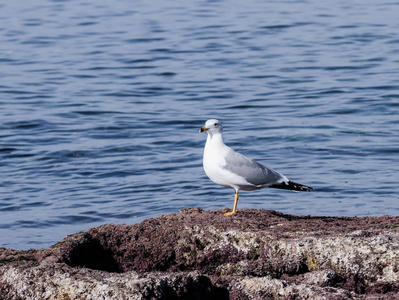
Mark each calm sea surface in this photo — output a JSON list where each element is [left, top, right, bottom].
[[1, 0, 399, 250]]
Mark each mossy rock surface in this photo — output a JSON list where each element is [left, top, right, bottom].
[[1, 208, 399, 299]]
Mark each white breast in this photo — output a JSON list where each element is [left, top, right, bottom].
[[203, 136, 252, 190]]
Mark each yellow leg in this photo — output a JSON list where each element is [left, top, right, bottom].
[[224, 191, 239, 216]]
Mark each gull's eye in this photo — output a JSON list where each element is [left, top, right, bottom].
[[214, 123, 218, 126]]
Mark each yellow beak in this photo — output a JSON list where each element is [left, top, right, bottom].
[[200, 126, 208, 132]]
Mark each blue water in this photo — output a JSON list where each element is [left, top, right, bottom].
[[1, 0, 399, 250]]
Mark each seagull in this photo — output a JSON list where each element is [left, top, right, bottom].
[[200, 119, 312, 216]]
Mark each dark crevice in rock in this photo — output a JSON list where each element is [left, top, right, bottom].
[[144, 275, 229, 300], [63, 233, 121, 273]]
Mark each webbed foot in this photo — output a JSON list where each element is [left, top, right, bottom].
[[224, 210, 237, 216]]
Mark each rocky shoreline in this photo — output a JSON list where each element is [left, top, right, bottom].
[[1, 207, 399, 299]]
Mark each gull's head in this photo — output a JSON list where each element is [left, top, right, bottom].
[[200, 119, 223, 134]]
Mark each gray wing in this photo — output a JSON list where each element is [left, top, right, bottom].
[[223, 149, 286, 186]]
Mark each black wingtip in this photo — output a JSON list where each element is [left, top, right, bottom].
[[269, 180, 313, 192]]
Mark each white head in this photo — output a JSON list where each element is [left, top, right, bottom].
[[200, 119, 223, 137]]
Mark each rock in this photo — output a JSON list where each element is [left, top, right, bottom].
[[1, 207, 399, 299], [0, 264, 218, 300]]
